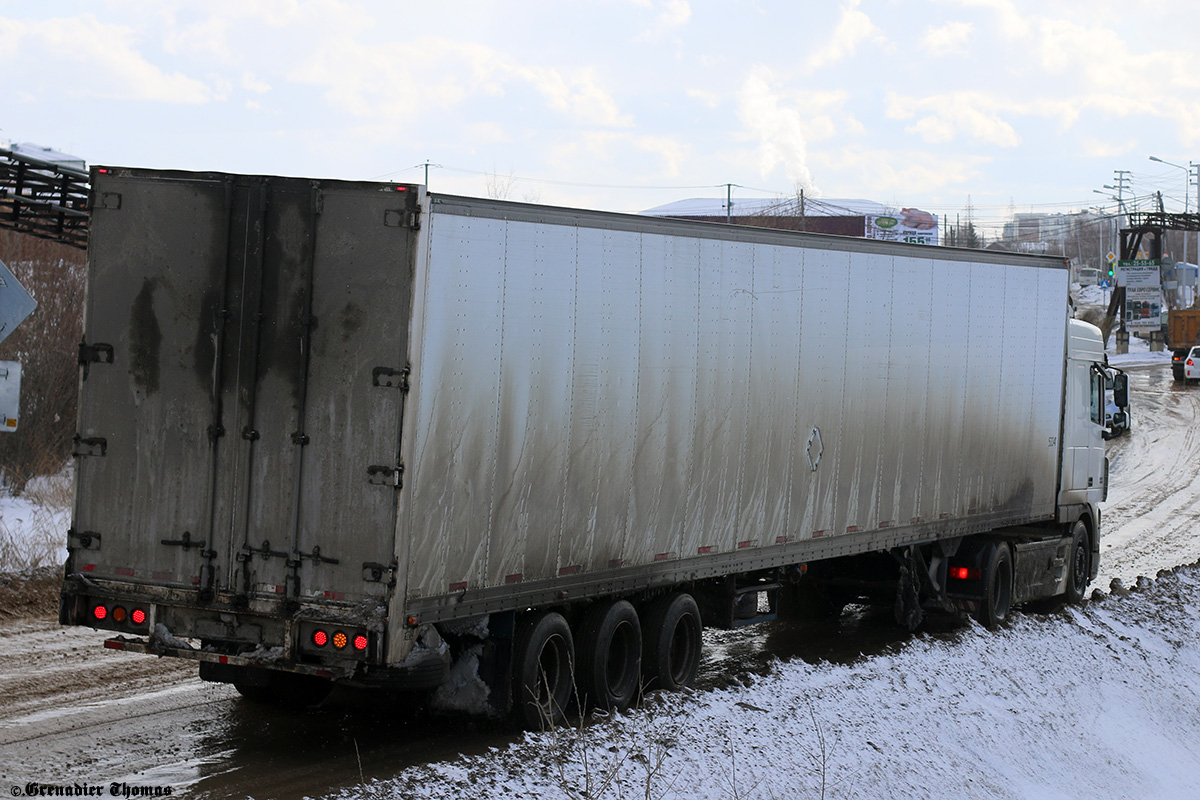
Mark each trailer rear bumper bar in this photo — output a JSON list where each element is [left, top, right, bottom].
[[103, 636, 352, 679]]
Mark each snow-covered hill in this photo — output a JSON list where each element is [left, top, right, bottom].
[[329, 566, 1200, 800]]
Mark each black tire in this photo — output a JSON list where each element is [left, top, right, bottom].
[[1065, 521, 1092, 605], [641, 593, 702, 692], [576, 600, 642, 712], [975, 543, 1013, 629], [512, 610, 575, 729]]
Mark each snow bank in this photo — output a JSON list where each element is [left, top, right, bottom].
[[0, 472, 71, 573], [323, 565, 1200, 800]]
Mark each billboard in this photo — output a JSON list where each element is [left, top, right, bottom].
[[866, 209, 938, 245], [1125, 286, 1163, 330], [1116, 258, 1160, 288]]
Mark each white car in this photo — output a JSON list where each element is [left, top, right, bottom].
[[1187, 346, 1200, 382]]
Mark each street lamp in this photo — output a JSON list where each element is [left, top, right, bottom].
[[1150, 155, 1191, 265]]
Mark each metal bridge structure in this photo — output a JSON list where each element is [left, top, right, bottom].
[[0, 143, 89, 250]]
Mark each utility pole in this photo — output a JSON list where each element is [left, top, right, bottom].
[[418, 160, 440, 187], [1112, 170, 1131, 217], [725, 183, 733, 224]]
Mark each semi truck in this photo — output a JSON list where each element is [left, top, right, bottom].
[[62, 167, 1117, 727]]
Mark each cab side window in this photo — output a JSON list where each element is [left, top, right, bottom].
[[1090, 370, 1104, 425]]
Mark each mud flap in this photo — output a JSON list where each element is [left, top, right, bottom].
[[894, 559, 923, 631]]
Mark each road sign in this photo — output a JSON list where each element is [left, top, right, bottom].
[[0, 361, 21, 431], [0, 258, 36, 346]]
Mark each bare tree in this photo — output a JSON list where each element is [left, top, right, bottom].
[[0, 230, 85, 494]]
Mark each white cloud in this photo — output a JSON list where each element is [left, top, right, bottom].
[[287, 36, 632, 130], [0, 15, 214, 103], [686, 88, 721, 109], [513, 65, 634, 128], [804, 0, 885, 73], [636, 0, 692, 43], [1080, 137, 1135, 159], [242, 73, 271, 94], [945, 0, 1031, 38], [888, 92, 1021, 147], [635, 135, 688, 176], [920, 21, 973, 56], [822, 146, 991, 196]]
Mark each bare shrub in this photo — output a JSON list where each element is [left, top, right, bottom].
[[0, 229, 85, 494]]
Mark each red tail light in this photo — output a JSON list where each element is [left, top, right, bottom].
[[950, 567, 981, 580], [353, 634, 369, 651], [92, 605, 107, 620], [131, 608, 147, 625], [312, 630, 328, 647]]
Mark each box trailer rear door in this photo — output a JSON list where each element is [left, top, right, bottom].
[[74, 170, 417, 606]]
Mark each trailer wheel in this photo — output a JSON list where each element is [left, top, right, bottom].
[[641, 593, 702, 692], [975, 543, 1013, 629], [512, 610, 575, 729], [1065, 521, 1092, 605], [576, 600, 642, 712]]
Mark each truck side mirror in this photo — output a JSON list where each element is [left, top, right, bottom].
[[1113, 373, 1129, 408]]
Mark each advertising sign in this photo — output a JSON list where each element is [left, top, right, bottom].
[[1116, 258, 1160, 288], [866, 209, 938, 245], [1125, 285, 1163, 331]]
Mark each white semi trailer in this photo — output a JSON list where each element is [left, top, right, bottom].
[[62, 168, 1116, 727]]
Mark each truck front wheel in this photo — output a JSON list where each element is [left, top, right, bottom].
[[1065, 521, 1092, 605], [975, 543, 1013, 629], [512, 610, 575, 729]]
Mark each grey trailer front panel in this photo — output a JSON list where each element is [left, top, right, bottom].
[[398, 198, 1068, 622], [74, 170, 415, 609]]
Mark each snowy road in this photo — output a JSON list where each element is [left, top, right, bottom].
[[1095, 364, 1200, 589], [2, 360, 1199, 799]]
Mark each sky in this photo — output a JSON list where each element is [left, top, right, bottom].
[[4, 1, 1200, 232]]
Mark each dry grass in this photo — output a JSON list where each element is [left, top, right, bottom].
[[0, 469, 71, 574]]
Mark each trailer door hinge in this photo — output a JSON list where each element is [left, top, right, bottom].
[[78, 341, 114, 380], [67, 529, 102, 551], [383, 208, 420, 229], [367, 464, 404, 487], [372, 365, 410, 391], [362, 559, 397, 583], [78, 341, 114, 365], [72, 435, 107, 457]]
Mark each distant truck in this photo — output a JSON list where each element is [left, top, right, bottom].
[[1167, 308, 1200, 381], [63, 167, 1121, 727]]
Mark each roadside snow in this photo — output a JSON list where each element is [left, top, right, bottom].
[[325, 566, 1200, 800], [0, 472, 71, 573]]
